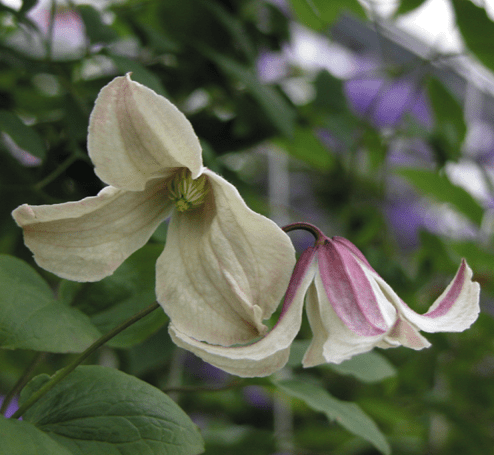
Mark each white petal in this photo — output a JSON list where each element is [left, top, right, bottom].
[[156, 169, 296, 346], [12, 179, 171, 281], [375, 260, 480, 333], [88, 74, 203, 191], [377, 317, 431, 350], [168, 249, 315, 377], [303, 267, 397, 366]]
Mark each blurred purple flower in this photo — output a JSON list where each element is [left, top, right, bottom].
[[0, 395, 19, 419], [184, 352, 230, 385], [242, 385, 272, 410], [257, 50, 288, 83], [344, 76, 433, 128], [383, 198, 428, 249]]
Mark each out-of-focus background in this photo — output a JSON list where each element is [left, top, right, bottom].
[[1, 0, 494, 454]]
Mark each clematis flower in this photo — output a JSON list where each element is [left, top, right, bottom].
[[11, 73, 297, 369], [289, 223, 481, 366], [171, 223, 480, 376]]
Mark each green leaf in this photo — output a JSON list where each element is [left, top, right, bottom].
[[314, 70, 347, 114], [208, 52, 296, 137], [21, 366, 204, 455], [0, 255, 101, 353], [0, 416, 73, 455], [275, 378, 390, 455], [395, 0, 428, 16], [19, 0, 38, 15], [329, 351, 397, 383], [451, 0, 494, 72], [396, 167, 484, 226], [449, 241, 494, 273], [288, 0, 365, 31], [427, 78, 466, 162], [275, 127, 333, 170], [287, 341, 396, 382], [111, 55, 169, 97], [73, 245, 166, 348], [91, 289, 167, 348], [78, 5, 118, 44], [0, 110, 46, 160]]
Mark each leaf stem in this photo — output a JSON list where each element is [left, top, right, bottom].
[[1, 352, 46, 416], [11, 302, 160, 419]]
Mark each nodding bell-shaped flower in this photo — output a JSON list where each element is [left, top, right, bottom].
[[287, 223, 481, 366], [11, 74, 296, 366]]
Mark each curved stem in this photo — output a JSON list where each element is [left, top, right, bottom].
[[281, 222, 327, 245], [11, 302, 160, 420]]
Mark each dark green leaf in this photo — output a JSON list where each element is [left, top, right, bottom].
[[0, 110, 46, 160], [0, 417, 73, 455], [275, 378, 390, 455], [275, 127, 333, 170], [449, 241, 494, 273], [329, 351, 397, 383], [395, 0, 428, 16], [19, 0, 38, 15], [0, 255, 101, 353], [21, 366, 204, 455], [287, 341, 396, 382], [208, 52, 296, 137], [314, 70, 347, 114], [73, 245, 166, 348], [396, 167, 484, 226], [288, 0, 365, 31], [78, 5, 118, 44], [451, 0, 494, 72], [91, 289, 167, 348], [427, 78, 466, 161]]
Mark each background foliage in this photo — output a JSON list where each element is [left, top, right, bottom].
[[1, 0, 494, 454]]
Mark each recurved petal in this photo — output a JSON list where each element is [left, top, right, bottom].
[[168, 248, 316, 377], [88, 74, 203, 191], [156, 169, 296, 346], [380, 259, 480, 333], [12, 179, 171, 281], [303, 266, 397, 366]]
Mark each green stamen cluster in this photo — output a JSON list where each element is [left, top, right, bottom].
[[168, 169, 208, 212]]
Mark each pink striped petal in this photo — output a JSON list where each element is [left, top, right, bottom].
[[386, 259, 480, 333], [317, 239, 388, 336]]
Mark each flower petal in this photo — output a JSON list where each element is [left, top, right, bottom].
[[377, 317, 431, 350], [88, 73, 203, 191], [168, 248, 316, 377], [378, 259, 480, 333], [12, 179, 171, 281], [156, 169, 296, 346], [303, 268, 396, 366], [317, 240, 389, 336]]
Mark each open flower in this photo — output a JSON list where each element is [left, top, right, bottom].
[[11, 74, 296, 359], [171, 223, 480, 376]]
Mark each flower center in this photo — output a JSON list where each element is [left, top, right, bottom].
[[168, 168, 208, 212]]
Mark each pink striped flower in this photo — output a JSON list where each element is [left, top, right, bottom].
[[291, 226, 481, 366]]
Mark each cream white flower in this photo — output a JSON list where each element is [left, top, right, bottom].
[[12, 74, 297, 373]]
